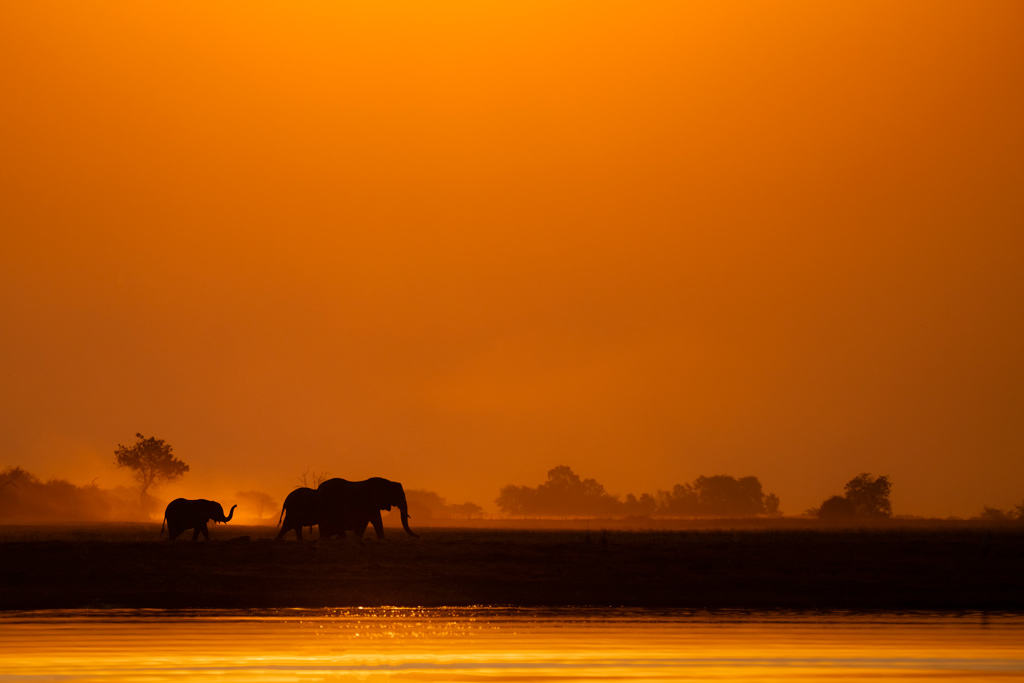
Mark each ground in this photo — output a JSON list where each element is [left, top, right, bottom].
[[1, 524, 1022, 610]]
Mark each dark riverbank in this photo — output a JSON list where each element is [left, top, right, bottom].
[[2, 525, 1022, 610]]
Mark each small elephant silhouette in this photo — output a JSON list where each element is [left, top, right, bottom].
[[161, 498, 236, 541]]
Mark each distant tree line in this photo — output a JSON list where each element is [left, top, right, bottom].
[[975, 502, 1024, 522], [496, 466, 781, 517], [0, 466, 145, 522], [6, 431, 1011, 524], [0, 434, 193, 522]]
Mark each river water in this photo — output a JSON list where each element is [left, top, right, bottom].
[[0, 609, 1021, 682]]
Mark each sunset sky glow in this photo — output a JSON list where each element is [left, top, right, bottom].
[[1, 1, 1022, 516]]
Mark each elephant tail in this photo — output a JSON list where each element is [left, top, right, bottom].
[[160, 515, 166, 536], [277, 503, 286, 526]]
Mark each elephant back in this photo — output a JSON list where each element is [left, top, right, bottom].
[[317, 478, 369, 526]]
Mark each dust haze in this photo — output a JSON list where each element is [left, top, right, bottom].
[[2, 1, 1023, 521]]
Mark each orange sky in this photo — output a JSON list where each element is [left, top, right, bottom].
[[1, 1, 1022, 517]]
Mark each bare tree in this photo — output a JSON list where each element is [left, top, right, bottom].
[[297, 468, 328, 488]]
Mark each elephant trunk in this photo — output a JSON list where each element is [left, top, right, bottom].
[[221, 504, 236, 523], [399, 503, 418, 538]]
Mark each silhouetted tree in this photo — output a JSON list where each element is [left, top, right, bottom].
[[407, 489, 484, 519], [817, 495, 856, 519], [622, 492, 657, 516], [696, 475, 766, 515], [656, 483, 699, 514], [0, 466, 33, 491], [495, 484, 532, 515], [114, 433, 188, 505], [974, 502, 1024, 522], [236, 490, 276, 519], [978, 506, 1011, 522], [496, 466, 622, 515], [407, 489, 446, 518], [844, 473, 892, 518], [655, 475, 779, 516], [447, 501, 484, 518], [815, 473, 892, 520]]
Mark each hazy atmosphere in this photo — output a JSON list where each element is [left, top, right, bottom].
[[2, 1, 1023, 519], [2, 9, 1024, 681]]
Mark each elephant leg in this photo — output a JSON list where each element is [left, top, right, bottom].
[[355, 521, 368, 539], [371, 512, 384, 539], [295, 526, 303, 541], [200, 524, 209, 541], [192, 528, 200, 541], [169, 526, 180, 541]]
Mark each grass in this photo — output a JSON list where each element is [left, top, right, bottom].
[[1, 524, 1022, 610]]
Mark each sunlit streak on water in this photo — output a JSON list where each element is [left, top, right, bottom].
[[0, 609, 1022, 681]]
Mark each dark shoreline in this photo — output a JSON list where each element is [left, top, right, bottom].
[[2, 526, 1022, 611]]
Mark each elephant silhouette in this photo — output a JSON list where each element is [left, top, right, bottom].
[[276, 487, 319, 541], [317, 477, 418, 540], [161, 498, 236, 541]]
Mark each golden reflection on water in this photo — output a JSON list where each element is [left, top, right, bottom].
[[0, 609, 1022, 682]]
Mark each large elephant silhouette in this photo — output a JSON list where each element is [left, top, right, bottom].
[[317, 477, 418, 540], [162, 498, 236, 541], [276, 486, 319, 541]]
